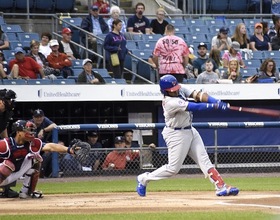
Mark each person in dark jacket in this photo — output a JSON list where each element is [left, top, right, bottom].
[[80, 5, 109, 56], [103, 19, 128, 79], [271, 28, 280, 50], [77, 58, 105, 84]]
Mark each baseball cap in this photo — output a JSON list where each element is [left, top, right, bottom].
[[197, 42, 208, 49], [219, 27, 229, 34], [62, 27, 72, 34], [86, 131, 98, 137], [33, 109, 44, 117], [231, 41, 240, 51], [49, 39, 59, 47], [14, 47, 25, 54], [114, 136, 125, 143], [255, 23, 263, 29], [82, 58, 93, 66], [91, 5, 99, 11]]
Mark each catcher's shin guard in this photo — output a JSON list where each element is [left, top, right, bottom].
[[208, 167, 225, 189], [21, 162, 41, 196]]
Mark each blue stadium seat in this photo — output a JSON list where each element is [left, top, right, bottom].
[[72, 68, 82, 76], [0, 16, 6, 25], [67, 75, 78, 82], [263, 51, 280, 59], [188, 34, 208, 43], [251, 51, 264, 60], [27, 79, 52, 85], [1, 24, 24, 33], [168, 19, 185, 27], [62, 17, 83, 29], [244, 60, 261, 68], [3, 50, 15, 60], [35, 0, 55, 11], [10, 41, 30, 51], [174, 26, 189, 35], [72, 60, 83, 69], [54, 0, 75, 12], [208, 25, 222, 34], [52, 79, 76, 84], [15, 0, 34, 9], [104, 78, 127, 84], [126, 41, 138, 50], [137, 41, 156, 51], [190, 25, 210, 34], [2, 79, 27, 85], [93, 68, 112, 78], [240, 68, 258, 78], [205, 19, 225, 26], [142, 34, 162, 42], [185, 19, 205, 26], [17, 32, 40, 42], [243, 19, 259, 27], [6, 33, 18, 42], [224, 19, 244, 26]]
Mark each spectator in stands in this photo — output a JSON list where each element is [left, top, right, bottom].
[[107, 5, 126, 33], [258, 58, 279, 82], [93, 0, 110, 15], [271, 28, 280, 50], [103, 19, 128, 79], [47, 39, 73, 78], [153, 24, 189, 83], [58, 28, 81, 60], [127, 2, 150, 35], [80, 5, 109, 60], [260, 21, 271, 42], [9, 47, 45, 79], [150, 7, 169, 35], [39, 32, 52, 58], [123, 130, 140, 148], [250, 23, 272, 51], [222, 59, 243, 83], [0, 51, 10, 79], [83, 131, 104, 171], [77, 58, 105, 84], [193, 42, 209, 77], [211, 27, 232, 51], [27, 40, 59, 79], [30, 109, 57, 177], [102, 136, 139, 170], [222, 41, 245, 68], [208, 48, 223, 69], [195, 59, 219, 84], [0, 27, 9, 50], [231, 23, 250, 49]]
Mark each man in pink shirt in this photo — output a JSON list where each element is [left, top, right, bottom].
[[153, 24, 189, 83]]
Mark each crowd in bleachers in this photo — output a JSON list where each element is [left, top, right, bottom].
[[0, 0, 280, 85]]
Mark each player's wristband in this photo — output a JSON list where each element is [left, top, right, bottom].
[[67, 147, 71, 154]]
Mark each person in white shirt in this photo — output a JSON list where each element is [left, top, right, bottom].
[[39, 32, 52, 58]]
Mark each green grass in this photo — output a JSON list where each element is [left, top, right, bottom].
[[13, 176, 280, 194]]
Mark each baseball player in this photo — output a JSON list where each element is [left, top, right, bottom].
[[0, 89, 18, 198], [137, 74, 239, 197], [0, 120, 76, 199]]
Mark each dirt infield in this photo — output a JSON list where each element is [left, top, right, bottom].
[[1, 191, 280, 215]]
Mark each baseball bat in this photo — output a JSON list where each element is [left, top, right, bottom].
[[229, 106, 280, 118]]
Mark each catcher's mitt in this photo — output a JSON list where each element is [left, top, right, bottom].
[[69, 139, 90, 164]]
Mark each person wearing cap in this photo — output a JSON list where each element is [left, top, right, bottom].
[[249, 23, 271, 51], [102, 136, 139, 170], [211, 27, 232, 51], [0, 50, 10, 79], [127, 2, 150, 34], [195, 59, 219, 84], [93, 0, 110, 15], [153, 24, 189, 83], [83, 131, 103, 171], [39, 32, 52, 58], [47, 39, 73, 78], [80, 4, 109, 59], [222, 41, 245, 68], [58, 28, 81, 60], [9, 47, 46, 80], [30, 109, 57, 178], [0, 26, 10, 50], [103, 18, 128, 79], [27, 40, 59, 79], [193, 42, 209, 76], [77, 58, 105, 84]]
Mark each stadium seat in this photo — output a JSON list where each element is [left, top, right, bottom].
[[62, 17, 83, 29], [0, 16, 6, 25], [188, 34, 208, 43], [244, 60, 261, 68], [17, 32, 40, 42], [2, 79, 27, 85], [104, 78, 127, 84], [52, 79, 76, 84], [6, 33, 18, 42], [190, 25, 209, 34], [1, 24, 24, 33], [142, 34, 162, 42], [9, 41, 30, 51], [224, 19, 244, 26], [27, 79, 52, 85], [263, 51, 280, 59], [126, 41, 138, 50], [93, 68, 112, 78], [54, 0, 75, 12], [204, 19, 225, 26], [72, 68, 82, 76], [168, 19, 185, 27], [72, 60, 83, 69], [185, 19, 205, 26], [3, 50, 15, 60], [137, 41, 156, 51], [243, 18, 259, 27], [240, 68, 258, 78], [251, 51, 264, 60]]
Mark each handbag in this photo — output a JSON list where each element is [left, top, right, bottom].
[[110, 53, 120, 66]]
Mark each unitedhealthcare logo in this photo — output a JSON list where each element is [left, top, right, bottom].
[[120, 88, 161, 97], [37, 89, 81, 98]]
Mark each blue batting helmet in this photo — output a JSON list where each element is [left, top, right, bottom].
[[159, 75, 181, 94]]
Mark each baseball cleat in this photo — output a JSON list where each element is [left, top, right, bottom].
[[216, 185, 239, 196], [19, 190, 43, 199], [136, 178, 146, 197]]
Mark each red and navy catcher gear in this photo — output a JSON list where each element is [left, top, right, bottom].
[[12, 120, 37, 141], [159, 75, 181, 95]]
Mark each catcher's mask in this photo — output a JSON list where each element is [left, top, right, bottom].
[[12, 120, 37, 141], [159, 74, 181, 95], [0, 89, 16, 111]]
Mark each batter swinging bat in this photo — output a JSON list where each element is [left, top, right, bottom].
[[229, 106, 280, 118]]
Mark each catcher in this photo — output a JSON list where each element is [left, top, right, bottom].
[[0, 120, 90, 199]]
